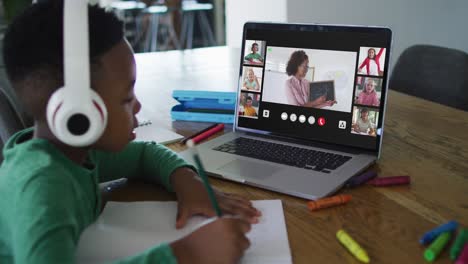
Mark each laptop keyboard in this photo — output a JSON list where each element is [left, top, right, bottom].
[[212, 137, 352, 173]]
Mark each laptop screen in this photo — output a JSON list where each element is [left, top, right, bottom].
[[236, 23, 392, 152]]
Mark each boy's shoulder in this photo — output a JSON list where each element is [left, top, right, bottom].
[[0, 130, 95, 219], [0, 129, 78, 190]]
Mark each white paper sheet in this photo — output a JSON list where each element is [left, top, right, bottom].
[[76, 200, 291, 264]]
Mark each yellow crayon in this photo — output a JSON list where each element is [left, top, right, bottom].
[[336, 229, 370, 263]]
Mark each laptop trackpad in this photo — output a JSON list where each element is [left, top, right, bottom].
[[217, 159, 278, 180]]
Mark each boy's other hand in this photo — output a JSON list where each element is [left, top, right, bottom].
[[170, 168, 262, 229], [170, 217, 251, 264]]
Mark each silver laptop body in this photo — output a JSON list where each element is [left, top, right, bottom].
[[180, 22, 393, 200]]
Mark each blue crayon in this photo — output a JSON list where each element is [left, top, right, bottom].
[[346, 171, 377, 188], [420, 220, 458, 245]]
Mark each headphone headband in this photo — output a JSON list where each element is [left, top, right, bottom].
[[64, 0, 90, 99], [46, 0, 108, 147]]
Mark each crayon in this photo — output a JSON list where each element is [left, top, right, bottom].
[[455, 244, 468, 264], [420, 220, 458, 245], [181, 123, 220, 144], [367, 176, 410, 186], [307, 194, 352, 211], [103, 178, 128, 193], [424, 232, 452, 262], [336, 229, 370, 263], [190, 123, 225, 144], [451, 229, 468, 260], [346, 171, 377, 188]]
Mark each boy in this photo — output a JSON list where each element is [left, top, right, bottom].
[[0, 2, 260, 263], [244, 43, 264, 64], [243, 96, 258, 117]]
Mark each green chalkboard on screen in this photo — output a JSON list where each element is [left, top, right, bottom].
[[309, 80, 335, 102]]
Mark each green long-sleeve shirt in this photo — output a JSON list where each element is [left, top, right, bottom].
[[0, 128, 192, 263]]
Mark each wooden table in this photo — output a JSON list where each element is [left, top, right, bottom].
[[111, 46, 468, 264]]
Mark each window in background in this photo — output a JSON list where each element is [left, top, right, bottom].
[[105, 0, 224, 53]]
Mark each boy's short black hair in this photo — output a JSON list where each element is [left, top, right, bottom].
[[286, 50, 308, 76], [2, 1, 124, 119]]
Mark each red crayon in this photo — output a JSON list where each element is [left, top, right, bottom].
[[191, 123, 225, 144], [367, 176, 410, 186], [456, 244, 468, 264], [181, 123, 219, 144]]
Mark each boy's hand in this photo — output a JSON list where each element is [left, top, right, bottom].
[[170, 168, 261, 229], [170, 217, 251, 264]]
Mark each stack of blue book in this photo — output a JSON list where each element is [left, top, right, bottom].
[[171, 90, 237, 123]]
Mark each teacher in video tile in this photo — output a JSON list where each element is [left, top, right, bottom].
[[285, 50, 336, 108]]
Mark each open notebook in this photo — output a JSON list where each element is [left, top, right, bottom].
[[76, 200, 292, 264], [134, 120, 183, 145]]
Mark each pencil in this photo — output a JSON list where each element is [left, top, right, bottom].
[[186, 140, 223, 217], [181, 123, 219, 144]]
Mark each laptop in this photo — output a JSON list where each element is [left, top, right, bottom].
[[180, 22, 392, 200]]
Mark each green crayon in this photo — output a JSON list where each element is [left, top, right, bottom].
[[424, 232, 452, 262], [450, 229, 468, 260]]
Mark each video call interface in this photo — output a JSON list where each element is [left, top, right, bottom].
[[237, 27, 391, 151]]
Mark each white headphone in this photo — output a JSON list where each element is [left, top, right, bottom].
[[46, 0, 108, 147]]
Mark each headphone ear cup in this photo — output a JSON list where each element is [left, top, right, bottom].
[[46, 88, 66, 138], [46, 87, 108, 146], [89, 89, 108, 130]]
